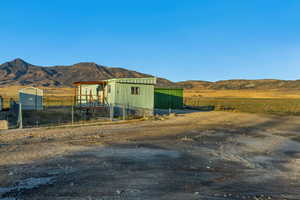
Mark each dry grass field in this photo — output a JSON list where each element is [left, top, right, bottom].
[[2, 86, 299, 99], [0, 86, 74, 108], [184, 89, 300, 116], [1, 86, 300, 116], [185, 89, 300, 99], [0, 86, 74, 97]]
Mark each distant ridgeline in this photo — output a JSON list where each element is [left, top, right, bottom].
[[0, 58, 175, 87], [1, 59, 300, 90], [177, 79, 300, 90]]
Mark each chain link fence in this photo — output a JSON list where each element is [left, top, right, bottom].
[[0, 95, 154, 129]]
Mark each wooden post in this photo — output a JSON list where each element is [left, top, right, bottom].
[[96, 85, 101, 106], [102, 83, 105, 104], [74, 86, 77, 106], [85, 90, 88, 106], [79, 85, 82, 107]]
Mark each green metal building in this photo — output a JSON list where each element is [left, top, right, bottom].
[[154, 88, 184, 109], [74, 78, 184, 112], [107, 78, 156, 109], [74, 77, 157, 110]]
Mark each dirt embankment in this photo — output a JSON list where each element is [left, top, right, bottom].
[[0, 111, 300, 200]]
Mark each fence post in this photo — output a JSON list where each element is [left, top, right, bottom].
[[110, 104, 114, 121], [71, 105, 74, 124], [18, 103, 23, 129], [122, 104, 126, 120]]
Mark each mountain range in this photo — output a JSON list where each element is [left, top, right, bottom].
[[0, 59, 174, 87], [0, 58, 299, 90]]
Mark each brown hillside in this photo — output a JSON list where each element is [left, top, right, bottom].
[[1, 59, 300, 90], [0, 59, 174, 87]]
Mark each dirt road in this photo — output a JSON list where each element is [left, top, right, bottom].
[[0, 111, 300, 200]]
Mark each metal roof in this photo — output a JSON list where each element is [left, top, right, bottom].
[[108, 77, 157, 85], [73, 81, 107, 85], [74, 77, 156, 86]]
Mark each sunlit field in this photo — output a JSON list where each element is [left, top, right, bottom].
[[0, 86, 74, 108], [1, 87, 300, 115], [184, 89, 300, 99]]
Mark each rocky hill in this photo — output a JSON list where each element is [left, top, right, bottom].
[[0, 59, 174, 87]]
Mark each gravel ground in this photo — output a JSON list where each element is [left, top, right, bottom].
[[0, 111, 300, 200]]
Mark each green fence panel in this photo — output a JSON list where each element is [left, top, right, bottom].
[[154, 88, 184, 109]]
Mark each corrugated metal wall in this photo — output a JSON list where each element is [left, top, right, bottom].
[[106, 81, 116, 105], [114, 83, 154, 109], [154, 88, 184, 109]]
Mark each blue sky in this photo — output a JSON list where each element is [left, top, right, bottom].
[[0, 0, 299, 82]]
